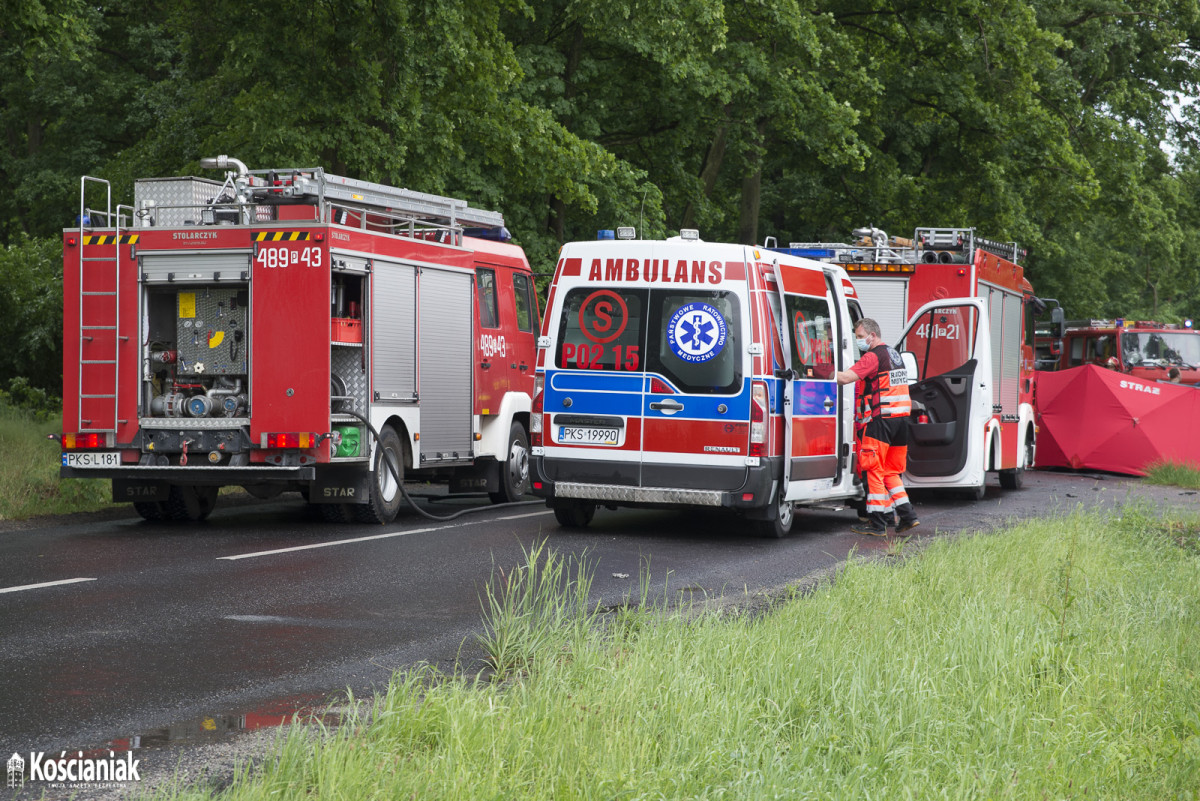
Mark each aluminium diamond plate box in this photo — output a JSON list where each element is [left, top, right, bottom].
[[134, 177, 225, 227]]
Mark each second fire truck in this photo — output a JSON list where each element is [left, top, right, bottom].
[[61, 156, 539, 522], [773, 227, 1042, 497]]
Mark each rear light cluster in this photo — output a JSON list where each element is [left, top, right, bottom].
[[530, 374, 544, 448], [262, 432, 318, 449], [750, 382, 768, 457], [62, 432, 112, 449]]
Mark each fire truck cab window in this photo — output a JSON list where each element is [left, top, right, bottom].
[[1069, 337, 1085, 366], [477, 269, 499, 329], [513, 273, 535, 333], [899, 306, 977, 379], [1089, 335, 1115, 364]]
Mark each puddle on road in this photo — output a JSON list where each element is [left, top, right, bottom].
[[90, 693, 345, 756]]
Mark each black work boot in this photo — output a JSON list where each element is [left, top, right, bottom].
[[895, 502, 920, 534], [851, 511, 890, 537]]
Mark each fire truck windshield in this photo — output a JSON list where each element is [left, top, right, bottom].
[[1121, 331, 1200, 368]]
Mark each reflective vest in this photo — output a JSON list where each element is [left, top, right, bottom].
[[859, 343, 912, 421]]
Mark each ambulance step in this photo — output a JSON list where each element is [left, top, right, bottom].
[[556, 482, 723, 507]]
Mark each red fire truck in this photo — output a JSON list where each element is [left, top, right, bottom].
[[61, 156, 539, 522], [775, 227, 1041, 497], [1034, 310, 1199, 386]]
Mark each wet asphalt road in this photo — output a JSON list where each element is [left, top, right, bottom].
[[0, 470, 1196, 790]]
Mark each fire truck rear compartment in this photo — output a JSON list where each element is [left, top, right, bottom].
[[139, 283, 252, 461]]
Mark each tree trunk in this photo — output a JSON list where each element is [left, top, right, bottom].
[[680, 119, 729, 231], [737, 120, 768, 245]]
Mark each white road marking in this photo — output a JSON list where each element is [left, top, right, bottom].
[[0, 577, 97, 594], [218, 509, 554, 561], [495, 510, 554, 521]]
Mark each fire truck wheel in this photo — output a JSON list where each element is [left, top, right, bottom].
[[133, 501, 167, 521], [358, 425, 404, 524], [757, 487, 794, 538], [553, 501, 596, 528], [490, 422, 530, 505], [319, 503, 356, 523], [999, 466, 1024, 490], [165, 485, 218, 522]]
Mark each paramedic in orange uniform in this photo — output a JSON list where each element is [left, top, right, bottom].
[[835, 318, 920, 536]]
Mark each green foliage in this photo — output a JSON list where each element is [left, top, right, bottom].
[[0, 396, 109, 520], [1144, 459, 1200, 490], [0, 236, 64, 396], [2, 0, 1200, 333]]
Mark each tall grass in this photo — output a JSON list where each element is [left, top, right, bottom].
[[0, 401, 109, 520], [1144, 459, 1200, 489], [155, 505, 1200, 800]]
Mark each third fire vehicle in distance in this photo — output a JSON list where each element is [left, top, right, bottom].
[[1033, 305, 1199, 386]]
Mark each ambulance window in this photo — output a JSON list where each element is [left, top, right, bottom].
[[477, 269, 499, 329], [648, 290, 742, 394], [513, 273, 535, 333], [554, 287, 646, 371], [784, 294, 836, 379]]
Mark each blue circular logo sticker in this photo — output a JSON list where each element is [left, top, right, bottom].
[[667, 303, 727, 363]]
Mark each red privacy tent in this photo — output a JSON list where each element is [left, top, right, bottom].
[[1033, 365, 1200, 476]]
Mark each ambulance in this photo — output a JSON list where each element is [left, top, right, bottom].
[[529, 229, 865, 536]]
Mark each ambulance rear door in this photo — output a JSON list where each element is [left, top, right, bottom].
[[896, 297, 991, 486], [770, 260, 844, 502]]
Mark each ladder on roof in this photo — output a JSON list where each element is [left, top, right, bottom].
[[76, 176, 121, 434], [247, 168, 505, 230]]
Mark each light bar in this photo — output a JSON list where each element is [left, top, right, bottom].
[[262, 432, 319, 449], [843, 263, 917, 274]]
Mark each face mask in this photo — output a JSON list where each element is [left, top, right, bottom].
[[856, 337, 869, 353]]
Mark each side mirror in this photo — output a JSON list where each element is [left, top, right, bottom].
[[901, 351, 919, 384]]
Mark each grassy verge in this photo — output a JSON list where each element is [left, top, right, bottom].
[[1144, 459, 1200, 490], [152, 506, 1200, 800], [0, 401, 110, 520]]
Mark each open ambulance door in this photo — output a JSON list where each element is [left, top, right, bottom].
[[770, 261, 843, 503], [896, 297, 992, 491]]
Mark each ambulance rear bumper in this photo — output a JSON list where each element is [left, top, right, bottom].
[[532, 457, 777, 510]]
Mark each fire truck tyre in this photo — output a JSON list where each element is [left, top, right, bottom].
[[553, 501, 596, 528], [320, 504, 356, 523], [999, 466, 1024, 490], [490, 422, 530, 505], [757, 488, 795, 539], [165, 485, 218, 522], [357, 425, 404, 524], [133, 501, 167, 521]]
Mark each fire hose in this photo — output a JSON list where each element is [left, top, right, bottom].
[[339, 409, 540, 522]]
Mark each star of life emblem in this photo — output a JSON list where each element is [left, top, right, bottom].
[[667, 302, 727, 363]]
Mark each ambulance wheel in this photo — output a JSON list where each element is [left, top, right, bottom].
[[357, 425, 404, 524], [757, 488, 794, 539], [962, 483, 986, 501], [133, 501, 167, 521], [553, 501, 595, 528], [165, 485, 218, 522], [490, 422, 530, 505]]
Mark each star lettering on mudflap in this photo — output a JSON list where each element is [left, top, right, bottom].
[[682, 313, 715, 351]]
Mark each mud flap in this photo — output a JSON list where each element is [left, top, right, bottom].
[[310, 465, 372, 505], [449, 460, 500, 494], [112, 479, 169, 504]]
